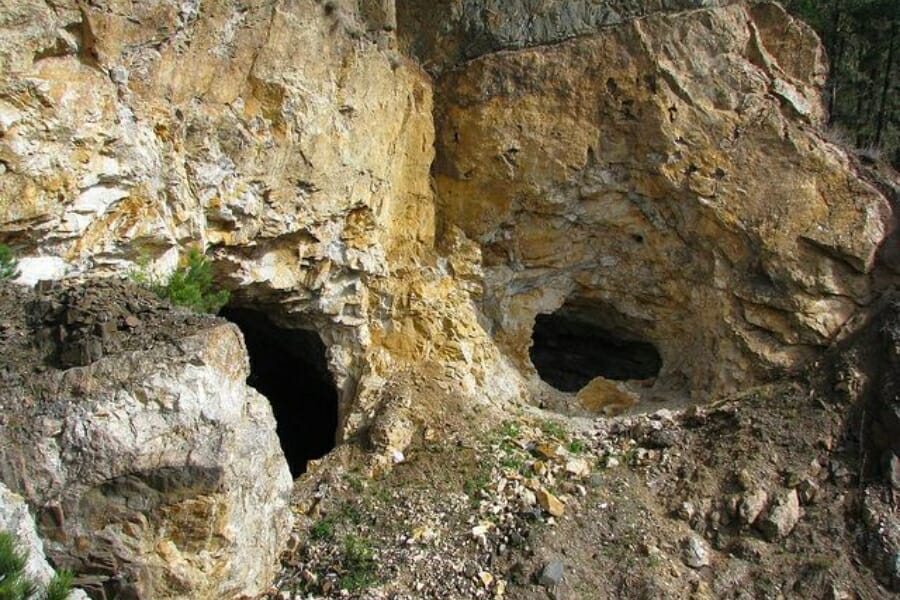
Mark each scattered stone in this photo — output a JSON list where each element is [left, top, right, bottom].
[[538, 560, 564, 588], [797, 479, 820, 505], [739, 490, 768, 526], [479, 571, 494, 588], [677, 501, 695, 522], [564, 457, 590, 478], [757, 489, 801, 541], [736, 468, 754, 491], [537, 489, 565, 517], [681, 534, 711, 569], [534, 443, 562, 460], [643, 428, 679, 449]]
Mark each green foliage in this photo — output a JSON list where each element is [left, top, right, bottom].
[[463, 469, 491, 501], [0, 531, 35, 600], [157, 248, 230, 313], [130, 248, 230, 313], [0, 531, 74, 600], [783, 0, 900, 167], [309, 518, 335, 542], [539, 419, 567, 441], [339, 535, 377, 591], [0, 245, 19, 281], [496, 420, 521, 440], [567, 439, 588, 455], [44, 571, 73, 600]]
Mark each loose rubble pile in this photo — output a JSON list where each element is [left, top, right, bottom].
[[265, 377, 898, 599]]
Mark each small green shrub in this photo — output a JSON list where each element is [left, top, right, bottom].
[[309, 518, 335, 542], [44, 571, 74, 600], [567, 439, 587, 455], [539, 419, 567, 441], [130, 248, 229, 313], [0, 531, 37, 599], [0, 531, 74, 600], [339, 535, 376, 591], [0, 244, 19, 281]]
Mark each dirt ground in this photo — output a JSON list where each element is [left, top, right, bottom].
[[268, 328, 900, 599]]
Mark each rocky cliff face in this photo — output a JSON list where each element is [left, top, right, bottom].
[[0, 281, 293, 599], [0, 1, 897, 597], [430, 2, 892, 402], [1, 0, 891, 422]]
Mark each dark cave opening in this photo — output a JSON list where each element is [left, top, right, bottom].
[[220, 307, 338, 477], [529, 307, 662, 393]]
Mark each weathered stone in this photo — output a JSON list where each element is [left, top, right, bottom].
[[537, 489, 566, 517], [399, 0, 740, 72], [538, 560, 565, 588], [564, 458, 591, 478], [757, 489, 801, 541], [0, 285, 293, 600], [432, 2, 891, 403], [682, 534, 711, 569], [890, 455, 900, 490], [739, 490, 769, 526], [0, 483, 88, 600]]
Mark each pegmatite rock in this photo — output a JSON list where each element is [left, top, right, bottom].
[[0, 281, 293, 600], [0, 482, 89, 600]]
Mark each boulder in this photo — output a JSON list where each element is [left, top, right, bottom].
[[0, 282, 293, 600], [0, 482, 89, 599]]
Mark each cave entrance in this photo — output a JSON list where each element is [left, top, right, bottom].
[[220, 307, 338, 477], [529, 303, 662, 393]]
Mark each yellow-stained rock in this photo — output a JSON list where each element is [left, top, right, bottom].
[[433, 2, 892, 399], [537, 488, 566, 517]]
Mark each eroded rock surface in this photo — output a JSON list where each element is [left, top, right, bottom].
[[0, 482, 89, 600], [432, 2, 892, 402], [0, 281, 293, 600], [0, 0, 522, 444], [0, 2, 898, 595]]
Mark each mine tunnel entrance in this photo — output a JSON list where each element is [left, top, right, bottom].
[[220, 307, 338, 477], [530, 304, 662, 393]]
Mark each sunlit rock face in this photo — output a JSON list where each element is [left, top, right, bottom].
[[0, 2, 893, 437], [0, 0, 521, 442], [0, 2, 897, 596], [429, 2, 892, 401]]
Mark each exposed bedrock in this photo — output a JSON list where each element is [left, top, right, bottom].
[[431, 2, 893, 403], [0, 0, 521, 444], [0, 282, 293, 600]]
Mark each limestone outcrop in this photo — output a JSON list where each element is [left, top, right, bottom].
[[0, 0, 519, 443], [398, 0, 737, 72], [0, 1, 897, 594], [0, 281, 293, 600], [431, 2, 892, 401]]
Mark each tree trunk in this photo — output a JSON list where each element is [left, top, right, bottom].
[[827, 2, 844, 123], [875, 14, 897, 146]]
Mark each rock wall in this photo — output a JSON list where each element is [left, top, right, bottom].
[[0, 482, 88, 600], [0, 282, 293, 599], [0, 0, 897, 597], [0, 0, 893, 416], [431, 2, 892, 400], [0, 0, 520, 443], [398, 0, 738, 72]]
